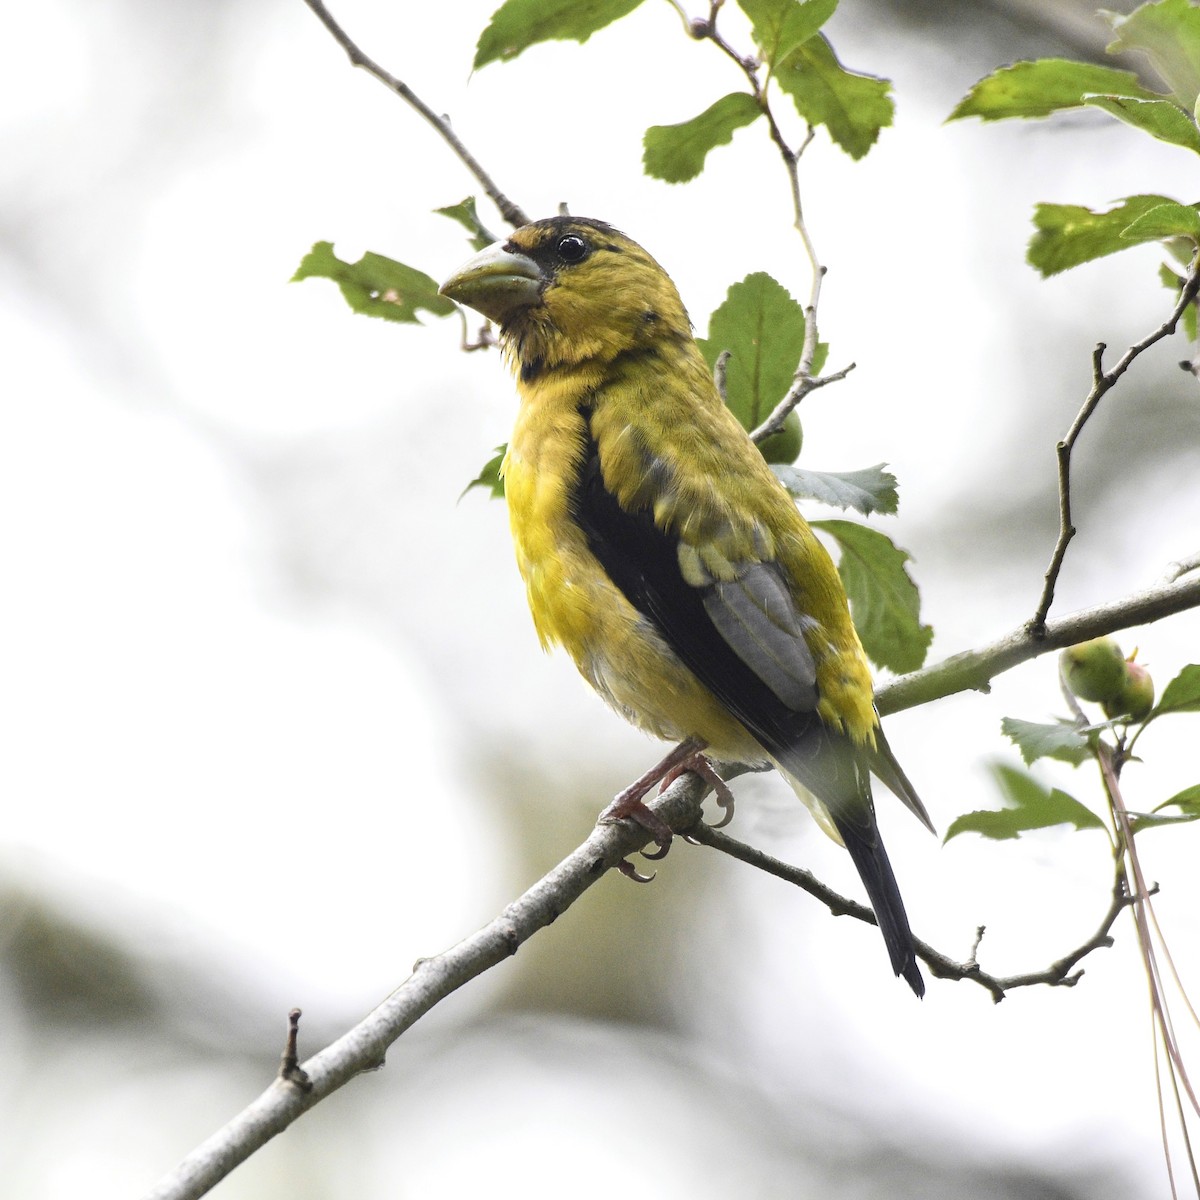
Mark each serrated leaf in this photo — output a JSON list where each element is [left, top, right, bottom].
[[944, 764, 1106, 842], [643, 93, 762, 183], [1084, 94, 1200, 152], [1107, 0, 1200, 112], [696, 273, 807, 430], [292, 242, 456, 323], [772, 463, 898, 515], [1027, 194, 1180, 276], [1000, 717, 1092, 765], [461, 445, 507, 500], [773, 34, 893, 160], [812, 519, 931, 672], [739, 0, 837, 69], [948, 58, 1165, 121], [474, 0, 644, 68], [1151, 663, 1200, 716], [435, 198, 497, 251], [1121, 199, 1200, 240]]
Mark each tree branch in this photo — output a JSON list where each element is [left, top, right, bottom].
[[689, 820, 1139, 1002], [141, 776, 708, 1200], [1030, 257, 1200, 634], [148, 11, 1200, 1198], [301, 0, 529, 230], [878, 570, 1200, 717], [142, 563, 1200, 1198]]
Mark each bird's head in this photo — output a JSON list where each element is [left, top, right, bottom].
[[440, 217, 692, 374]]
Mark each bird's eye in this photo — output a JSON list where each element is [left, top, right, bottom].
[[556, 234, 589, 263]]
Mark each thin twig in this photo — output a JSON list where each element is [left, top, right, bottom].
[[1030, 257, 1200, 635], [1097, 741, 1200, 1191], [691, 5, 841, 440], [752, 361, 856, 443], [1163, 551, 1200, 585], [687, 821, 1137, 1003], [301, 0, 529, 230]]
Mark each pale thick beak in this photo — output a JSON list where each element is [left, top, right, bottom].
[[439, 242, 543, 324]]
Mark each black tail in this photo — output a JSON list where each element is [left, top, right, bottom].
[[830, 810, 924, 997]]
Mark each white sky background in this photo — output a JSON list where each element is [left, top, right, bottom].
[[4, 0, 1200, 1197]]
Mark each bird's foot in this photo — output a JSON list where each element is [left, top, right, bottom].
[[660, 753, 735, 829], [600, 737, 707, 875], [599, 793, 676, 861]]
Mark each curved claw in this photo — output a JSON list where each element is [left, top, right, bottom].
[[640, 835, 672, 860], [617, 858, 657, 883], [680, 755, 736, 829], [708, 789, 736, 829]]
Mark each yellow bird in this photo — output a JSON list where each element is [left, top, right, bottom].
[[441, 217, 932, 995]]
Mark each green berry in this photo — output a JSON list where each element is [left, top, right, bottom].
[[1060, 637, 1127, 704], [757, 411, 804, 465], [1103, 659, 1155, 722]]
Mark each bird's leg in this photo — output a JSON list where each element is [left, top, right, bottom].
[[660, 753, 736, 829], [600, 737, 706, 869]]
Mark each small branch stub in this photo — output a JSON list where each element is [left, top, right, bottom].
[[279, 1008, 313, 1092]]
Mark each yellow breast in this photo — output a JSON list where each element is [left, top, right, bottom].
[[502, 369, 763, 759]]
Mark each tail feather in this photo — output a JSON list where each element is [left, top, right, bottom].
[[774, 722, 925, 997], [869, 724, 935, 834], [830, 809, 924, 997]]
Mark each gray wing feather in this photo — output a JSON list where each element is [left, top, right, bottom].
[[702, 562, 818, 712]]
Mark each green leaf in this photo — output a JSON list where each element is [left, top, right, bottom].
[[292, 242, 456, 323], [473, 0, 644, 68], [1131, 783, 1200, 832], [772, 463, 898, 515], [1000, 717, 1092, 766], [461, 445, 507, 500], [1027, 194, 1180, 276], [1120, 199, 1200, 240], [1084, 94, 1200, 152], [1151, 663, 1200, 716], [1149, 782, 1200, 818], [812, 519, 931, 673], [948, 58, 1165, 122], [696, 272, 807, 430], [773, 34, 893, 160], [1107, 0, 1200, 112], [739, 0, 837, 69], [435, 197, 497, 251], [643, 93, 762, 183], [944, 764, 1106, 843]]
